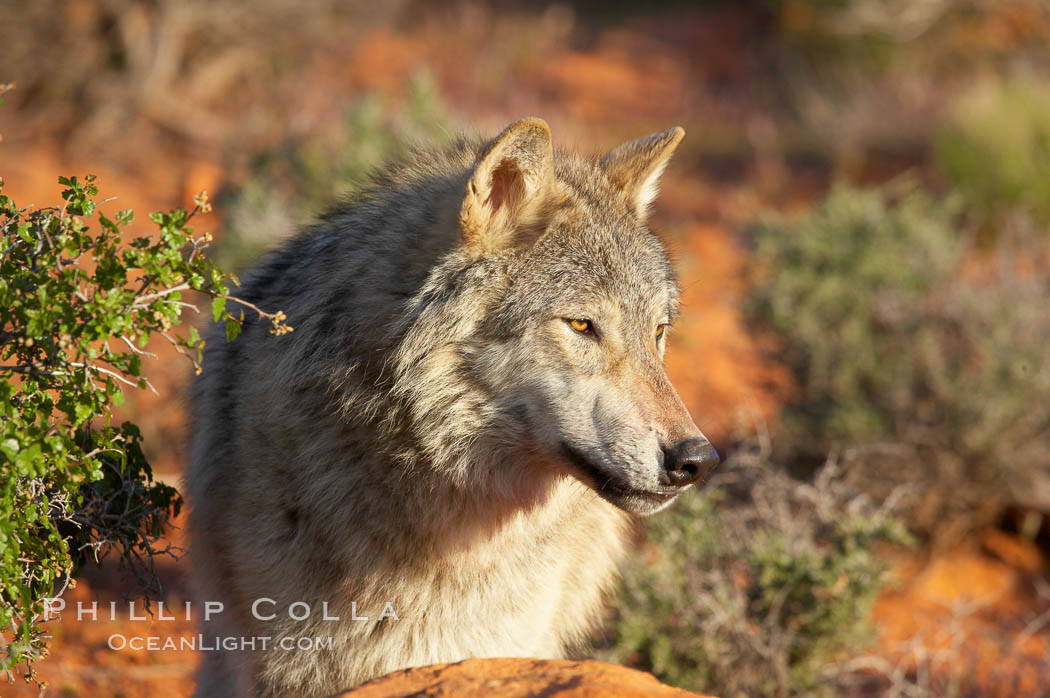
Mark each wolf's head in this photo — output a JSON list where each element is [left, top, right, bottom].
[[453, 118, 718, 515]]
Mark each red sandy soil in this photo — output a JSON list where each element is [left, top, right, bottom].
[[867, 530, 1050, 696]]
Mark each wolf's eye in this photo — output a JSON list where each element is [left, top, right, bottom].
[[655, 324, 667, 338], [568, 319, 592, 334]]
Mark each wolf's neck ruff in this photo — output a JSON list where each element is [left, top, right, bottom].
[[186, 118, 713, 698]]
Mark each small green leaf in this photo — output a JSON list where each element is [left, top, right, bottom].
[[0, 438, 19, 460], [225, 317, 242, 341], [212, 296, 227, 322]]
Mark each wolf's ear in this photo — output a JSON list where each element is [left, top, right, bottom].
[[461, 117, 556, 253], [601, 127, 685, 221]]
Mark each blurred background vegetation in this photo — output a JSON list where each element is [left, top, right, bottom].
[[2, 0, 1049, 696]]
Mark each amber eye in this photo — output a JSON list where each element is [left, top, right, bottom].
[[656, 324, 667, 338], [568, 319, 591, 333]]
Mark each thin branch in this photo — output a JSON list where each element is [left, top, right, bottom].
[[132, 282, 191, 305], [119, 335, 157, 359], [68, 361, 157, 395]]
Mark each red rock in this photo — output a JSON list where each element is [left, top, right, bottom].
[[335, 658, 714, 697]]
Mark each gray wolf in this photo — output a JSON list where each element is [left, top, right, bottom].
[[186, 117, 718, 697]]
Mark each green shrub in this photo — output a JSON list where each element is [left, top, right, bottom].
[[935, 77, 1050, 232], [0, 176, 287, 688], [747, 183, 1050, 532], [603, 449, 911, 697]]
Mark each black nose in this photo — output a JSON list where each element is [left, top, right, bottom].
[[662, 439, 720, 487]]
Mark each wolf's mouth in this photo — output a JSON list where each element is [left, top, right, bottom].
[[559, 443, 680, 503]]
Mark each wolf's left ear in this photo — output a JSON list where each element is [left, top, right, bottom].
[[601, 126, 685, 221], [461, 117, 557, 253]]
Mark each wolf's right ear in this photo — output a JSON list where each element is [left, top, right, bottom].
[[460, 117, 556, 254], [601, 126, 685, 222]]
